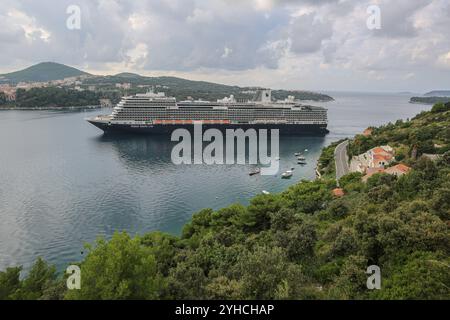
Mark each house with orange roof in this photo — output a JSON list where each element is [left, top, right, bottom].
[[384, 163, 411, 177], [362, 167, 386, 182], [367, 145, 394, 168], [363, 128, 373, 137], [362, 163, 411, 182], [350, 145, 395, 175], [332, 188, 345, 197]]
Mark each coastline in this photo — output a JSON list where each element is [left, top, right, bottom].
[[0, 105, 101, 111]]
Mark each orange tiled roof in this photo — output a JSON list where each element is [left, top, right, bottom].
[[332, 188, 345, 197], [386, 163, 411, 174], [372, 147, 386, 154], [373, 154, 390, 162]]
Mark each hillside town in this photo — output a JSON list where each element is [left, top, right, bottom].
[[0, 75, 132, 103]]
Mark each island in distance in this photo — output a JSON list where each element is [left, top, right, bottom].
[[410, 90, 450, 104], [0, 62, 334, 110]]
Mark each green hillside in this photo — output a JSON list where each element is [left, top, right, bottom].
[[10, 87, 120, 109], [1, 103, 448, 300], [85, 75, 334, 102], [348, 102, 450, 158], [0, 62, 89, 83], [0, 62, 334, 102]]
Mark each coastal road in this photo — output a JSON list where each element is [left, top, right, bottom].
[[335, 140, 349, 184]]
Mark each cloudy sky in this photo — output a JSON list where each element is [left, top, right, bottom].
[[0, 0, 449, 92]]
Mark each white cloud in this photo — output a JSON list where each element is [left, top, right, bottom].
[[221, 46, 233, 58], [437, 51, 450, 69], [7, 9, 51, 42], [126, 43, 148, 67], [128, 13, 150, 30], [187, 8, 214, 24]]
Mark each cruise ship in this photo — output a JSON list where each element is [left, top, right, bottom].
[[86, 89, 328, 135]]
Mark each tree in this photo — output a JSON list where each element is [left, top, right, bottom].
[[270, 207, 296, 231], [339, 172, 364, 193], [431, 102, 450, 113], [12, 258, 60, 300], [431, 188, 450, 220], [65, 232, 165, 300], [372, 252, 450, 299], [0, 267, 21, 299], [328, 255, 368, 299], [239, 195, 283, 231], [284, 180, 331, 214], [234, 246, 292, 299], [284, 222, 317, 261], [0, 92, 7, 105], [327, 199, 350, 219], [205, 276, 243, 300]]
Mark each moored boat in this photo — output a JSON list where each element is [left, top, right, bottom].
[[281, 170, 293, 179]]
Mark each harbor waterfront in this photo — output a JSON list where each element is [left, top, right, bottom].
[[0, 92, 430, 271]]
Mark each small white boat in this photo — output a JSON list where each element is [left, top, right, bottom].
[[262, 190, 270, 195], [298, 160, 307, 165], [304, 149, 309, 152], [297, 156, 306, 161], [294, 152, 302, 156], [281, 170, 293, 179], [249, 168, 261, 176]]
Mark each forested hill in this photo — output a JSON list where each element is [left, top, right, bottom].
[[84, 74, 334, 102], [5, 87, 121, 109], [0, 103, 449, 300], [0, 62, 334, 102], [0, 62, 89, 83]]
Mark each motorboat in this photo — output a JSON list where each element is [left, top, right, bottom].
[[281, 170, 293, 179]]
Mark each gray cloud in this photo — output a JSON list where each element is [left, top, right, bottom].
[[0, 0, 449, 92], [373, 0, 433, 38], [289, 13, 333, 54]]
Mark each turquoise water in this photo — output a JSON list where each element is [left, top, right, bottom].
[[0, 92, 430, 271]]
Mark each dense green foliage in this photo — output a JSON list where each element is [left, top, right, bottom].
[[0, 92, 6, 104], [1, 105, 449, 300], [348, 102, 450, 159], [1, 87, 121, 109], [317, 140, 345, 178]]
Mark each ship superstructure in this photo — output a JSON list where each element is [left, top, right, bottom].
[[87, 89, 328, 134]]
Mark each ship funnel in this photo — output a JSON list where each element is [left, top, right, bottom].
[[260, 89, 272, 103]]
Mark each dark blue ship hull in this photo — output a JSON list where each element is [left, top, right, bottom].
[[87, 120, 329, 136]]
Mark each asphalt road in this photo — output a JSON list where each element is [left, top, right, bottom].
[[334, 140, 349, 184]]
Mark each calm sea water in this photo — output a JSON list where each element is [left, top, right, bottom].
[[0, 92, 430, 271]]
